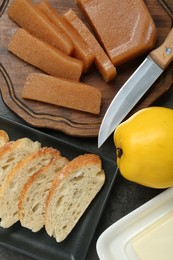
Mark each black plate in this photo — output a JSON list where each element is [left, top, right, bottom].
[[0, 116, 117, 260]]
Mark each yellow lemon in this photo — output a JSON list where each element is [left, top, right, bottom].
[[113, 107, 173, 188]]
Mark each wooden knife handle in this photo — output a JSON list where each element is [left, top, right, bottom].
[[150, 27, 173, 69]]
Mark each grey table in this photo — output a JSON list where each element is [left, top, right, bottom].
[[0, 73, 172, 260], [0, 1, 173, 259]]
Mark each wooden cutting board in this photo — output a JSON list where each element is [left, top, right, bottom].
[[0, 0, 172, 137], [158, 0, 173, 18]]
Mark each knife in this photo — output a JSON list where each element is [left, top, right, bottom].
[[98, 27, 173, 148]]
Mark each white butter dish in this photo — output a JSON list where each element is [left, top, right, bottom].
[[96, 187, 173, 260]]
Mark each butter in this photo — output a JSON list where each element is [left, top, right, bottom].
[[131, 211, 173, 259]]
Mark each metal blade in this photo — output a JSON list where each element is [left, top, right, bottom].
[[98, 56, 163, 148]]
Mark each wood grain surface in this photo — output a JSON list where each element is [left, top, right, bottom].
[[0, 0, 172, 137], [158, 0, 173, 18]]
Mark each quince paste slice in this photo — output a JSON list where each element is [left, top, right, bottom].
[[77, 0, 157, 66]]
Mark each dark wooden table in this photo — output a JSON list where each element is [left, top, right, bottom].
[[0, 1, 173, 259]]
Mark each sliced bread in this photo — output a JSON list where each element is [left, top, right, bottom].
[[0, 130, 9, 147], [0, 138, 41, 188], [19, 155, 69, 232], [0, 147, 60, 228], [45, 153, 105, 242]]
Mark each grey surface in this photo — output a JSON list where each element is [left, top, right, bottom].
[[0, 79, 172, 259], [0, 0, 173, 256]]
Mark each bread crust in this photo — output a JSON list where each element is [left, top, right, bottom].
[[0, 138, 41, 189], [0, 131, 106, 242], [18, 155, 69, 232], [45, 154, 105, 242], [5, 147, 60, 184], [0, 130, 9, 147], [0, 147, 61, 228], [46, 154, 101, 205]]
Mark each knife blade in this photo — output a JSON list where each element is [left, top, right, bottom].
[[98, 27, 173, 148]]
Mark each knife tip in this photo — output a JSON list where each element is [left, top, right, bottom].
[[98, 135, 106, 148], [97, 140, 101, 149]]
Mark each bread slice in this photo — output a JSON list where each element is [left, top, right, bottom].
[[19, 155, 69, 232], [0, 138, 41, 188], [0, 147, 60, 228], [0, 130, 9, 147], [45, 154, 105, 242]]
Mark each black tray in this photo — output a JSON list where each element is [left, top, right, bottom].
[[0, 116, 117, 260]]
